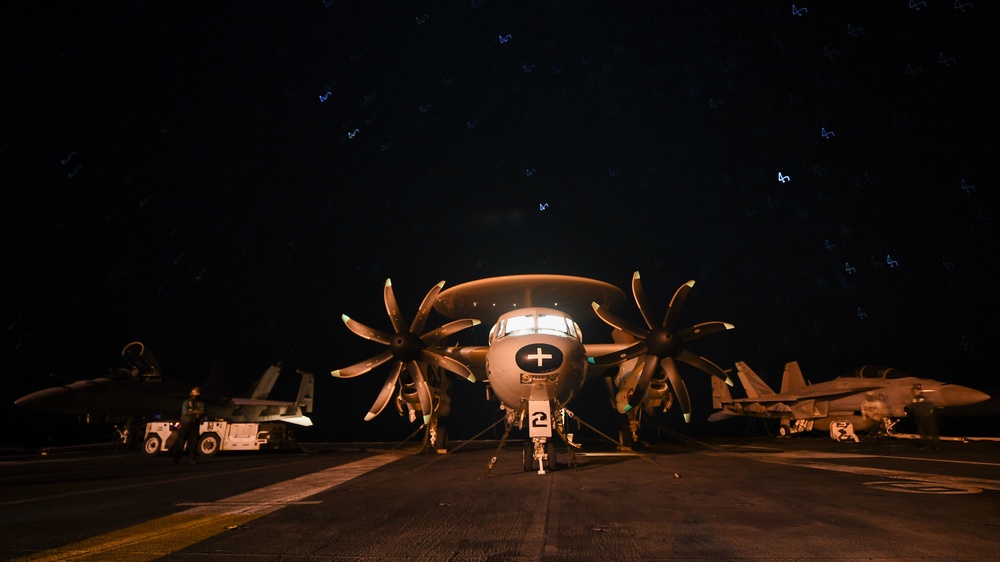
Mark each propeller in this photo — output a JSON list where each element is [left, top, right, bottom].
[[589, 272, 734, 422], [332, 279, 480, 424]]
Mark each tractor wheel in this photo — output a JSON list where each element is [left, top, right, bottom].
[[143, 435, 162, 456], [197, 433, 221, 457]]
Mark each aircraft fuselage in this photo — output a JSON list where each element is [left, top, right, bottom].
[[484, 307, 588, 410]]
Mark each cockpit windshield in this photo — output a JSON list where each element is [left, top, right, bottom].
[[537, 314, 573, 337], [489, 310, 580, 343]]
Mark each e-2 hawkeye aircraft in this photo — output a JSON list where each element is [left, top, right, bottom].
[[332, 272, 735, 473], [15, 342, 315, 445], [708, 361, 990, 437]]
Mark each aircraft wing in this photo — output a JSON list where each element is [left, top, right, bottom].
[[229, 398, 304, 406], [443, 345, 489, 380], [726, 393, 801, 404], [583, 343, 630, 363], [790, 384, 884, 400]]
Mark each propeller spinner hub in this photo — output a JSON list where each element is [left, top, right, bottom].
[[646, 328, 680, 358], [390, 332, 426, 363]]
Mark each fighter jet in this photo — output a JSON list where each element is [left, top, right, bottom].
[[15, 342, 315, 441], [709, 361, 990, 436]]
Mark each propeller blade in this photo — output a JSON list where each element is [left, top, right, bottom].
[[342, 315, 393, 345], [421, 318, 481, 345], [337, 279, 489, 423], [365, 362, 402, 420], [631, 271, 657, 330], [661, 357, 692, 422], [588, 341, 647, 366], [676, 349, 731, 384], [420, 349, 476, 382], [332, 349, 394, 378], [677, 321, 735, 344], [626, 353, 660, 412], [383, 279, 407, 334], [591, 302, 646, 340], [406, 361, 433, 424], [663, 280, 694, 331], [411, 280, 445, 334]]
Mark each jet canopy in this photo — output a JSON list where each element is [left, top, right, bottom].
[[840, 365, 908, 379]]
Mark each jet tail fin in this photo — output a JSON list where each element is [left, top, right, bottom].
[[709, 373, 741, 422], [780, 361, 807, 393], [735, 361, 776, 398], [229, 368, 314, 425], [295, 370, 315, 413], [246, 364, 282, 399], [203, 362, 233, 397], [712, 375, 733, 409]]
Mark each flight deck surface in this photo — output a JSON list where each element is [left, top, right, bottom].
[[1, 436, 997, 561]]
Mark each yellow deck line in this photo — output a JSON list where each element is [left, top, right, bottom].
[[14, 452, 404, 561]]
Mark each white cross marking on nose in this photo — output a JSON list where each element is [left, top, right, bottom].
[[527, 347, 552, 367]]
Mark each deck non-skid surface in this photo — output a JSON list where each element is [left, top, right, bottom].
[[2, 438, 998, 560]]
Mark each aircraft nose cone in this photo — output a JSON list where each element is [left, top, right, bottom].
[[14, 387, 74, 412], [936, 384, 990, 407]]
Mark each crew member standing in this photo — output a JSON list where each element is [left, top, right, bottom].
[[174, 387, 205, 464], [905, 387, 939, 451]]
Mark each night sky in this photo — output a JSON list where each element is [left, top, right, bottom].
[[2, 1, 997, 449]]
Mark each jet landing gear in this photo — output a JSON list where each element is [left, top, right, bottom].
[[426, 414, 448, 454], [522, 400, 560, 474], [778, 419, 813, 438], [484, 400, 564, 476], [523, 438, 556, 474]]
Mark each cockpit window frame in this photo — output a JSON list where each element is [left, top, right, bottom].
[[489, 310, 581, 344]]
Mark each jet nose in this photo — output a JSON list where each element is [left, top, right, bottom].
[[14, 387, 74, 412], [936, 384, 990, 407]]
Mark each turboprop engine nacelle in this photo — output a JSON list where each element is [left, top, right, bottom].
[[644, 379, 672, 413]]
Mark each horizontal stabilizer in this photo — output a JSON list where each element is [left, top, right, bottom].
[[707, 409, 740, 422], [277, 415, 313, 427]]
